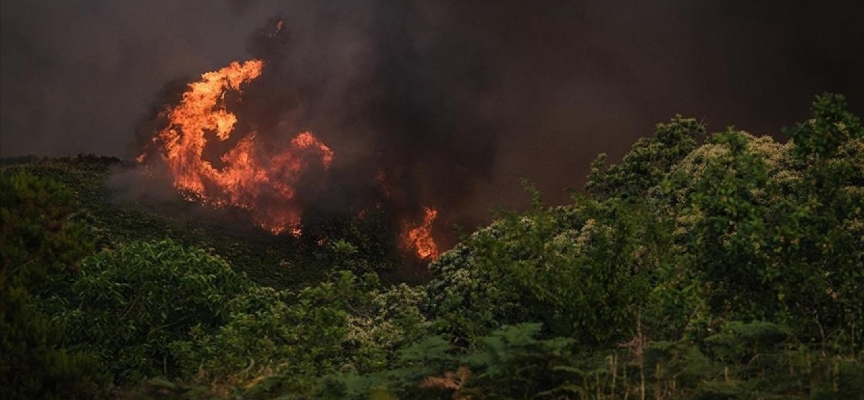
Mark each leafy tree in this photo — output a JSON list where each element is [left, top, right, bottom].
[[654, 95, 864, 350], [786, 93, 864, 160], [783, 94, 864, 350], [587, 115, 703, 199], [426, 190, 654, 347]]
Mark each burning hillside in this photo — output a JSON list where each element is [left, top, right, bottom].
[[132, 17, 501, 262], [137, 56, 439, 259]]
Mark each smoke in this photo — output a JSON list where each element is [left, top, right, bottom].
[[228, 0, 260, 16], [131, 5, 499, 248], [3, 0, 864, 233]]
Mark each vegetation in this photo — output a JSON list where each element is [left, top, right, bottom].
[[0, 172, 107, 399], [1, 94, 861, 399]]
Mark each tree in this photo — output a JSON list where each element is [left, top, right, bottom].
[[587, 115, 703, 200], [657, 95, 864, 349], [425, 190, 653, 346]]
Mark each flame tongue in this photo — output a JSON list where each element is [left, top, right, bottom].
[[404, 207, 439, 260], [153, 59, 332, 235], [159, 59, 264, 194]]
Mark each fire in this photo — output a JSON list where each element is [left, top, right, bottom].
[[147, 58, 333, 235], [403, 207, 439, 261], [142, 47, 448, 259]]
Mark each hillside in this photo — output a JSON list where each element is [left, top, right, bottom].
[[0, 155, 427, 290], [1, 94, 862, 399]]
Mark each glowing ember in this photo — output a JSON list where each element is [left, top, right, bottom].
[[403, 207, 439, 261], [147, 58, 333, 236]]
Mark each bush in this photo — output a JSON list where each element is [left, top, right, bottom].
[[63, 239, 259, 383], [172, 271, 431, 390]]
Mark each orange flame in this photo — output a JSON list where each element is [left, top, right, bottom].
[[150, 59, 333, 236], [403, 207, 439, 261]]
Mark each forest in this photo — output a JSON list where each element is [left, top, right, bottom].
[[1, 94, 862, 399]]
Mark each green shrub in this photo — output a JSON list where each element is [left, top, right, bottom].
[[63, 239, 258, 383], [172, 271, 431, 389]]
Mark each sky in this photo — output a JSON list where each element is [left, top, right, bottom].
[[2, 0, 863, 216]]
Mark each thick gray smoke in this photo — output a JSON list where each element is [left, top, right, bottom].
[[3, 0, 863, 232]]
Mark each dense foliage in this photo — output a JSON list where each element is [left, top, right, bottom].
[[62, 240, 262, 382], [1, 94, 861, 399], [0, 172, 106, 399]]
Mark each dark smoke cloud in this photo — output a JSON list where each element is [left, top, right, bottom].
[[3, 0, 864, 231]]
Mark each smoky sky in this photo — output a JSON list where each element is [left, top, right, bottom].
[[2, 0, 863, 221]]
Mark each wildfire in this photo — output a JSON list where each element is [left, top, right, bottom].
[[146, 58, 333, 235], [141, 46, 446, 260], [403, 207, 440, 261]]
